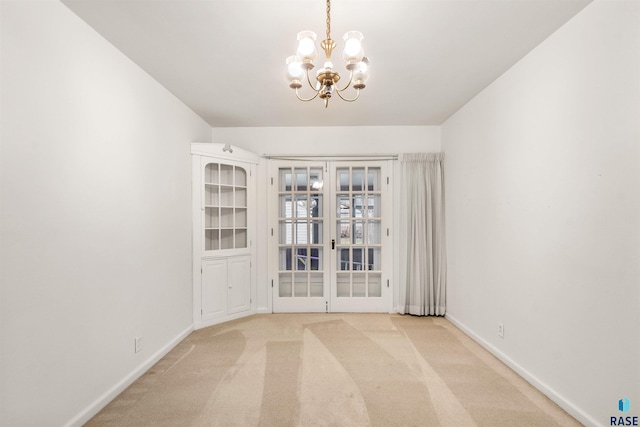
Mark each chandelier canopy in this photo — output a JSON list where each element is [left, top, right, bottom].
[[285, 0, 370, 108]]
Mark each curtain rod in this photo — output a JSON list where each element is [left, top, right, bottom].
[[263, 154, 398, 161]]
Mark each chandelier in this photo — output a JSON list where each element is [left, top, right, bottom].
[[285, 0, 370, 108]]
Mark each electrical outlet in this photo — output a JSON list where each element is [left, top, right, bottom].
[[134, 337, 142, 353], [498, 323, 504, 339]]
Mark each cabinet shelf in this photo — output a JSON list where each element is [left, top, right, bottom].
[[207, 227, 245, 230], [206, 183, 246, 188]]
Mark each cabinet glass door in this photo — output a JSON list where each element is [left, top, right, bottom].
[[204, 161, 248, 252]]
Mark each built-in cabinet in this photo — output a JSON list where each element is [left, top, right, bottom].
[[192, 143, 259, 328], [201, 256, 251, 321]]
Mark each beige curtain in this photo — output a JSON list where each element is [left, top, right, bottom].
[[399, 153, 446, 316]]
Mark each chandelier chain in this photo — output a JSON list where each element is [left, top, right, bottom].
[[326, 0, 331, 41]]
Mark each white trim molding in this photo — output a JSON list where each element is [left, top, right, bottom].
[[445, 314, 600, 427], [64, 325, 194, 427], [191, 142, 260, 164]]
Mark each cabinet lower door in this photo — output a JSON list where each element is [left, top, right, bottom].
[[202, 258, 227, 321], [201, 256, 251, 322], [227, 255, 251, 314]]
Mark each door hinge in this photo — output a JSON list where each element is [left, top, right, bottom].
[[271, 228, 274, 237], [387, 176, 390, 185], [325, 301, 328, 313], [271, 177, 274, 185], [387, 228, 389, 237], [387, 279, 390, 288], [271, 279, 274, 288]]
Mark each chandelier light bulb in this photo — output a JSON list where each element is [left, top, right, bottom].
[[342, 31, 364, 66], [352, 57, 369, 89], [296, 31, 318, 63], [286, 56, 304, 88]]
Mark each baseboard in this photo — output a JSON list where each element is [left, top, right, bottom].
[[64, 325, 194, 427], [445, 314, 601, 427], [256, 307, 270, 314], [194, 309, 256, 330]]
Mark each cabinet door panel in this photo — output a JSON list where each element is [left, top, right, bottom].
[[203, 159, 249, 254], [227, 255, 251, 314], [202, 259, 227, 320]]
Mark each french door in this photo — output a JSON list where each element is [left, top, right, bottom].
[[270, 160, 391, 313]]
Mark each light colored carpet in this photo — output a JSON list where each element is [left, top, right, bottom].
[[86, 314, 581, 426]]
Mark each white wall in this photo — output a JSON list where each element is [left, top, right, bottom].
[[442, 1, 639, 426], [213, 126, 441, 312], [0, 1, 212, 426]]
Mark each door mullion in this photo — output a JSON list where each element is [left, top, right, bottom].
[[306, 168, 313, 299], [324, 162, 333, 311]]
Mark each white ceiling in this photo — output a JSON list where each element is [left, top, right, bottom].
[[61, 0, 592, 128]]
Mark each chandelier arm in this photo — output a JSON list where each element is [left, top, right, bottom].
[[305, 68, 317, 91], [295, 87, 321, 102], [336, 71, 354, 92], [334, 87, 361, 102]]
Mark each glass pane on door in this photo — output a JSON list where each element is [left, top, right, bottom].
[[335, 166, 382, 298], [278, 166, 325, 299]]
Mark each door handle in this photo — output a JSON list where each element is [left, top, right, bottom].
[[331, 239, 335, 250]]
